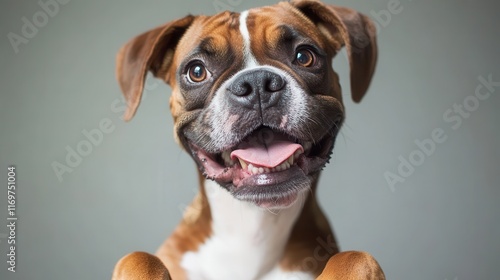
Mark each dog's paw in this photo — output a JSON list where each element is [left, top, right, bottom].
[[316, 251, 385, 280], [112, 251, 171, 280]]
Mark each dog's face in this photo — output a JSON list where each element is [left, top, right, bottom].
[[116, 0, 377, 209]]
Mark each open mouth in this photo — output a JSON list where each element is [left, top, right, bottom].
[[187, 127, 334, 208]]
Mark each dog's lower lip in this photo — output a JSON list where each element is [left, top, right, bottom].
[[235, 165, 306, 188], [230, 166, 311, 207]]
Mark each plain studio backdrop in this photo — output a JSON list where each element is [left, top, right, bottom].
[[1, 0, 499, 279]]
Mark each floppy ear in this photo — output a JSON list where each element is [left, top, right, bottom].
[[116, 15, 195, 121], [291, 0, 378, 103]]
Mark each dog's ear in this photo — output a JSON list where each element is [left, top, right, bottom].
[[116, 15, 195, 121], [290, 0, 378, 103]]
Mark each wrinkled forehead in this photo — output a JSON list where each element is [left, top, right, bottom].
[[244, 3, 330, 51], [173, 12, 242, 65], [174, 3, 330, 65]]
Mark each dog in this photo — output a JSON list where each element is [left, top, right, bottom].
[[112, 0, 383, 279]]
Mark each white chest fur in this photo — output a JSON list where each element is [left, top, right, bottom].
[[180, 180, 314, 280]]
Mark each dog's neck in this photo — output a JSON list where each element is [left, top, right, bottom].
[[205, 180, 307, 249], [180, 179, 309, 279]]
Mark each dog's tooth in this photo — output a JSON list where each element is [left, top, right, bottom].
[[303, 142, 312, 152], [264, 167, 271, 173], [222, 150, 230, 161], [222, 150, 235, 165], [294, 150, 303, 159], [248, 163, 254, 172], [279, 162, 285, 171], [258, 167, 264, 174], [252, 166, 259, 175], [239, 159, 248, 170], [288, 156, 294, 165]]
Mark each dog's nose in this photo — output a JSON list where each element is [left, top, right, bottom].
[[228, 69, 286, 109]]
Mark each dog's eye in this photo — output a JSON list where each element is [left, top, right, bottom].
[[295, 49, 315, 67], [187, 63, 208, 83]]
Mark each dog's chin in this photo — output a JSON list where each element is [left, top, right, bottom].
[[229, 166, 312, 209], [186, 127, 334, 208]]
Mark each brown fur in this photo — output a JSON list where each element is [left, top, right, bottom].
[[317, 251, 386, 280]]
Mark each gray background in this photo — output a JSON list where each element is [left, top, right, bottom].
[[1, 0, 499, 279]]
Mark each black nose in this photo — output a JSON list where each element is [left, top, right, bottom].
[[228, 69, 286, 109]]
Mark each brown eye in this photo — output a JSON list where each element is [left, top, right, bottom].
[[188, 63, 207, 83], [295, 49, 315, 67]]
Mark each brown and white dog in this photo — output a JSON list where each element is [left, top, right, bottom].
[[113, 0, 384, 279]]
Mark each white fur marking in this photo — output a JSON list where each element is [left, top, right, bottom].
[[180, 180, 313, 280], [239, 11, 259, 68]]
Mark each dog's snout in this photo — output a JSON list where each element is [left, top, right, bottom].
[[228, 70, 286, 109]]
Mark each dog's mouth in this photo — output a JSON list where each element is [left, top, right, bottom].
[[187, 127, 334, 208]]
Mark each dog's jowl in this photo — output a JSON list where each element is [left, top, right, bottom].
[[113, 1, 384, 279]]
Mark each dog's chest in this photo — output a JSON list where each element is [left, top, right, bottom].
[[179, 180, 314, 280], [180, 237, 314, 280]]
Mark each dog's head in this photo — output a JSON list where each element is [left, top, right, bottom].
[[116, 0, 377, 208]]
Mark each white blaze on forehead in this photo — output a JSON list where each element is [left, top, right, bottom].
[[239, 10, 259, 68]]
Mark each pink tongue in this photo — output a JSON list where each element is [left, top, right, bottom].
[[230, 139, 303, 168]]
